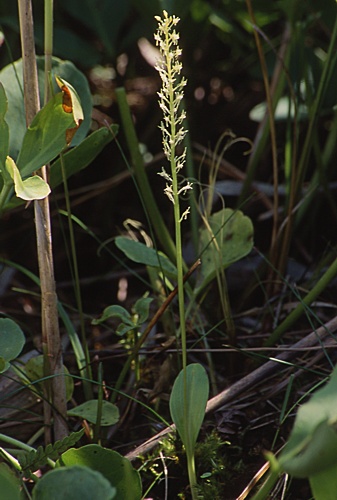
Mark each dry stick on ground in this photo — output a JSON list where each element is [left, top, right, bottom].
[[236, 334, 337, 500], [18, 0, 67, 441], [125, 315, 337, 461]]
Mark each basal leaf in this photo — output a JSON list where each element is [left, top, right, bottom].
[[58, 445, 142, 500], [169, 363, 209, 455], [32, 466, 116, 500]]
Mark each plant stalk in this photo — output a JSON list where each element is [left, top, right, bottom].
[[18, 0, 67, 441]]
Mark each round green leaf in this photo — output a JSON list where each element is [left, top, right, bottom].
[[58, 445, 142, 500], [0, 463, 23, 500], [197, 208, 254, 294], [24, 355, 74, 401], [0, 318, 25, 368], [68, 400, 120, 426], [32, 465, 116, 500]]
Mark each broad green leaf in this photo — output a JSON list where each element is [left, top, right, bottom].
[[0, 57, 92, 159], [5, 156, 50, 201], [309, 463, 337, 500], [68, 400, 119, 426], [0, 318, 25, 373], [92, 305, 132, 326], [32, 465, 116, 500], [279, 365, 337, 478], [17, 92, 77, 178], [197, 208, 254, 294], [281, 419, 337, 478], [115, 236, 177, 278], [24, 355, 74, 401], [0, 463, 23, 500], [3, 127, 118, 212], [170, 363, 209, 455], [58, 445, 142, 500], [49, 127, 118, 188]]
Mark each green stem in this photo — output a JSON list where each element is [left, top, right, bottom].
[[60, 154, 93, 400], [164, 23, 194, 497], [0, 434, 55, 468], [93, 362, 103, 444], [295, 11, 337, 197]]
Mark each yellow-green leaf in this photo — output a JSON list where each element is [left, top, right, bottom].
[[5, 156, 50, 201]]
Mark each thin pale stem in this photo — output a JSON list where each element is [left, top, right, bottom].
[[60, 154, 93, 400], [18, 0, 67, 441]]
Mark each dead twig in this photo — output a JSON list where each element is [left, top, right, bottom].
[[125, 315, 337, 461]]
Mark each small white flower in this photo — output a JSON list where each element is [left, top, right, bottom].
[[155, 11, 192, 219]]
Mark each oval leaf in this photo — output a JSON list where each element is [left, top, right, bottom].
[[197, 208, 253, 294], [0, 463, 23, 500], [0, 318, 25, 371], [169, 363, 209, 454], [58, 445, 142, 500], [68, 400, 120, 426], [115, 236, 177, 278], [32, 465, 116, 500]]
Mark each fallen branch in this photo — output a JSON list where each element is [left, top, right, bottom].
[[125, 315, 337, 461]]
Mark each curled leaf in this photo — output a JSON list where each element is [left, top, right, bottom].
[[5, 156, 50, 201], [56, 76, 84, 145]]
